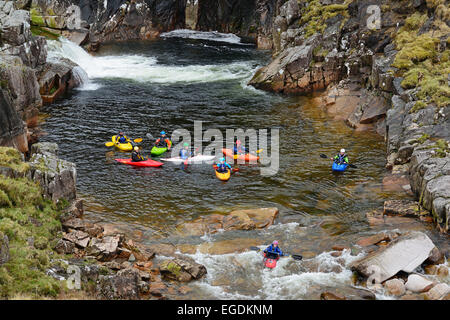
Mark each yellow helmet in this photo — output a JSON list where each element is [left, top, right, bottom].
[[134, 146, 139, 151]]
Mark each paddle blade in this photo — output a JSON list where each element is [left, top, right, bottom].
[[320, 154, 328, 159], [349, 164, 357, 168], [291, 254, 303, 261], [105, 142, 115, 147], [134, 138, 143, 143], [232, 168, 239, 172], [256, 149, 263, 154]]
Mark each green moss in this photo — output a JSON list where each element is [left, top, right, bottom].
[[417, 133, 431, 144], [30, 26, 60, 41], [30, 8, 45, 27], [299, 0, 352, 39], [0, 153, 66, 299], [433, 139, 449, 158], [410, 100, 427, 113], [0, 147, 30, 174]]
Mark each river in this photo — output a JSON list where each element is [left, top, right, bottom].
[[39, 31, 447, 299]]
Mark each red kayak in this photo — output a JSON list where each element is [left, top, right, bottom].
[[222, 148, 259, 161], [115, 158, 163, 167], [263, 252, 280, 269]]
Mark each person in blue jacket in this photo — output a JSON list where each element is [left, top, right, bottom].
[[233, 140, 248, 155], [180, 143, 192, 160], [116, 131, 128, 144], [264, 240, 284, 259], [216, 157, 232, 173]]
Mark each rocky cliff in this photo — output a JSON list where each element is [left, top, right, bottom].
[[0, 1, 82, 152]]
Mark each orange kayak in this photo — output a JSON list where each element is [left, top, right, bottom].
[[222, 148, 259, 161]]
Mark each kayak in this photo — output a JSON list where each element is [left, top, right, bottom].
[[112, 136, 133, 152], [115, 158, 163, 167], [263, 252, 280, 269], [215, 169, 231, 181], [161, 155, 215, 164], [332, 162, 348, 172], [151, 146, 168, 156], [222, 148, 259, 161]]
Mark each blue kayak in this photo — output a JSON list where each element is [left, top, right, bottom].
[[332, 162, 348, 172]]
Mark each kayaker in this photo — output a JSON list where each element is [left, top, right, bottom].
[[331, 149, 349, 165], [180, 142, 191, 160], [264, 241, 284, 259], [155, 131, 171, 149], [131, 146, 145, 162], [216, 157, 232, 173], [233, 140, 248, 155], [116, 131, 128, 144]]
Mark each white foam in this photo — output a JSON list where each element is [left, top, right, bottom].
[[46, 38, 259, 89], [160, 29, 250, 46]]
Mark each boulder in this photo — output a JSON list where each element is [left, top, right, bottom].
[[350, 232, 437, 283], [320, 292, 346, 300], [230, 207, 279, 229], [29, 142, 77, 202], [54, 239, 75, 254], [159, 256, 207, 282], [384, 278, 405, 296], [383, 200, 421, 217], [62, 218, 103, 237], [405, 274, 435, 293], [356, 232, 392, 247], [87, 236, 120, 261], [425, 283, 450, 300], [0, 232, 9, 265], [96, 268, 141, 300], [62, 230, 90, 248]]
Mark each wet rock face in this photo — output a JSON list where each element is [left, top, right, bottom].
[[96, 268, 141, 300], [29, 142, 77, 202], [159, 256, 207, 282], [30, 0, 186, 47]]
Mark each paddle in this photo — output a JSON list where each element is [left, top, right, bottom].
[[105, 137, 143, 147], [320, 153, 357, 168], [249, 246, 302, 261]]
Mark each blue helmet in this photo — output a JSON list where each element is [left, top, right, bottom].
[[160, 131, 166, 135]]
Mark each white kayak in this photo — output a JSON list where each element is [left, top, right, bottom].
[[160, 155, 215, 164]]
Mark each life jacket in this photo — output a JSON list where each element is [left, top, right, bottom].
[[156, 137, 170, 148], [118, 135, 127, 143], [334, 153, 348, 164], [216, 162, 230, 172], [265, 244, 283, 256], [131, 151, 143, 162], [180, 149, 189, 159]]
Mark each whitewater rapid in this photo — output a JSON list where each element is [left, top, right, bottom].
[[46, 31, 261, 91]]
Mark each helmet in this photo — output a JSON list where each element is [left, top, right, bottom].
[[236, 140, 241, 145], [183, 142, 189, 147], [220, 157, 225, 162], [340, 148, 345, 153], [160, 131, 166, 135], [273, 240, 278, 245], [134, 146, 139, 151], [119, 131, 124, 135]]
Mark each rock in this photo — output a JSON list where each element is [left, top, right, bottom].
[[356, 232, 391, 247], [29, 142, 77, 202], [426, 247, 444, 264], [222, 211, 256, 231], [62, 218, 103, 237], [87, 236, 120, 262], [332, 245, 348, 251], [60, 199, 84, 222], [437, 266, 449, 277], [96, 268, 140, 300], [384, 200, 421, 217], [54, 239, 75, 254], [350, 232, 437, 283], [159, 256, 207, 282], [384, 278, 406, 296], [0, 232, 9, 265], [320, 292, 346, 300], [62, 230, 90, 248], [425, 283, 450, 300], [229, 207, 279, 229], [405, 274, 435, 293]]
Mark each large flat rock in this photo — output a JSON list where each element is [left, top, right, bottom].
[[350, 232, 436, 283]]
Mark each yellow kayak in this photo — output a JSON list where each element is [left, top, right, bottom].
[[215, 169, 231, 181], [112, 135, 133, 152]]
